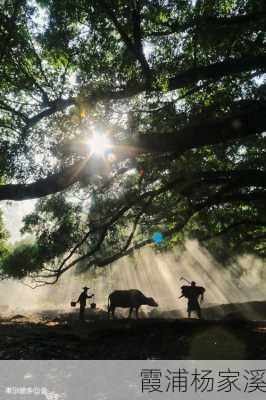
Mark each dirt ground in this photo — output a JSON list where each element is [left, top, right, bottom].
[[1, 308, 266, 360]]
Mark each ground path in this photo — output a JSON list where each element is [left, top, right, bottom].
[[0, 310, 265, 359]]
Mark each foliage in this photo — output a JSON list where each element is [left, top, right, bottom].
[[1, 240, 41, 279], [0, 0, 265, 282]]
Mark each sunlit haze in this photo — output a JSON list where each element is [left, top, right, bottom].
[[87, 132, 111, 157]]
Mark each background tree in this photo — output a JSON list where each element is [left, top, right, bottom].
[[0, 0, 265, 284]]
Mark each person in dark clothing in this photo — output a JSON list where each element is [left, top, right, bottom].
[[77, 287, 94, 322], [179, 281, 205, 319]]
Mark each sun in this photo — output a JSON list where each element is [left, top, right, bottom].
[[87, 132, 111, 157]]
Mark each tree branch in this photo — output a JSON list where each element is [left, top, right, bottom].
[[1, 99, 266, 202], [98, 0, 151, 84], [148, 12, 266, 37], [13, 54, 266, 135], [200, 220, 266, 242], [168, 54, 266, 91]]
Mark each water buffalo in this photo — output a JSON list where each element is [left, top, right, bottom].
[[108, 289, 158, 319]]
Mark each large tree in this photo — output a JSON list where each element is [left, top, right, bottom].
[[0, 0, 265, 284]]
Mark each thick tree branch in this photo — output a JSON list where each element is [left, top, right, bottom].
[[168, 54, 266, 91], [200, 220, 266, 242], [0, 160, 89, 201], [19, 54, 266, 135], [135, 101, 266, 153], [1, 100, 266, 202], [148, 12, 266, 37]]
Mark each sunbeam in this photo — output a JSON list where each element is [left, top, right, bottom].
[[87, 132, 111, 157]]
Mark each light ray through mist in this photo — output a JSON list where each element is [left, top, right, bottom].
[[0, 241, 265, 321]]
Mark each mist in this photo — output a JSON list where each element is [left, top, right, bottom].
[[1, 200, 36, 243], [0, 240, 265, 316]]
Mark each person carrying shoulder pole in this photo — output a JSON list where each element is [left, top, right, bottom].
[[77, 286, 94, 322]]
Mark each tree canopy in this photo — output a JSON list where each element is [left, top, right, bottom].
[[0, 0, 265, 284]]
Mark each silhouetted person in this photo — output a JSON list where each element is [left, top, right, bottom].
[[77, 287, 94, 322], [179, 281, 205, 319]]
